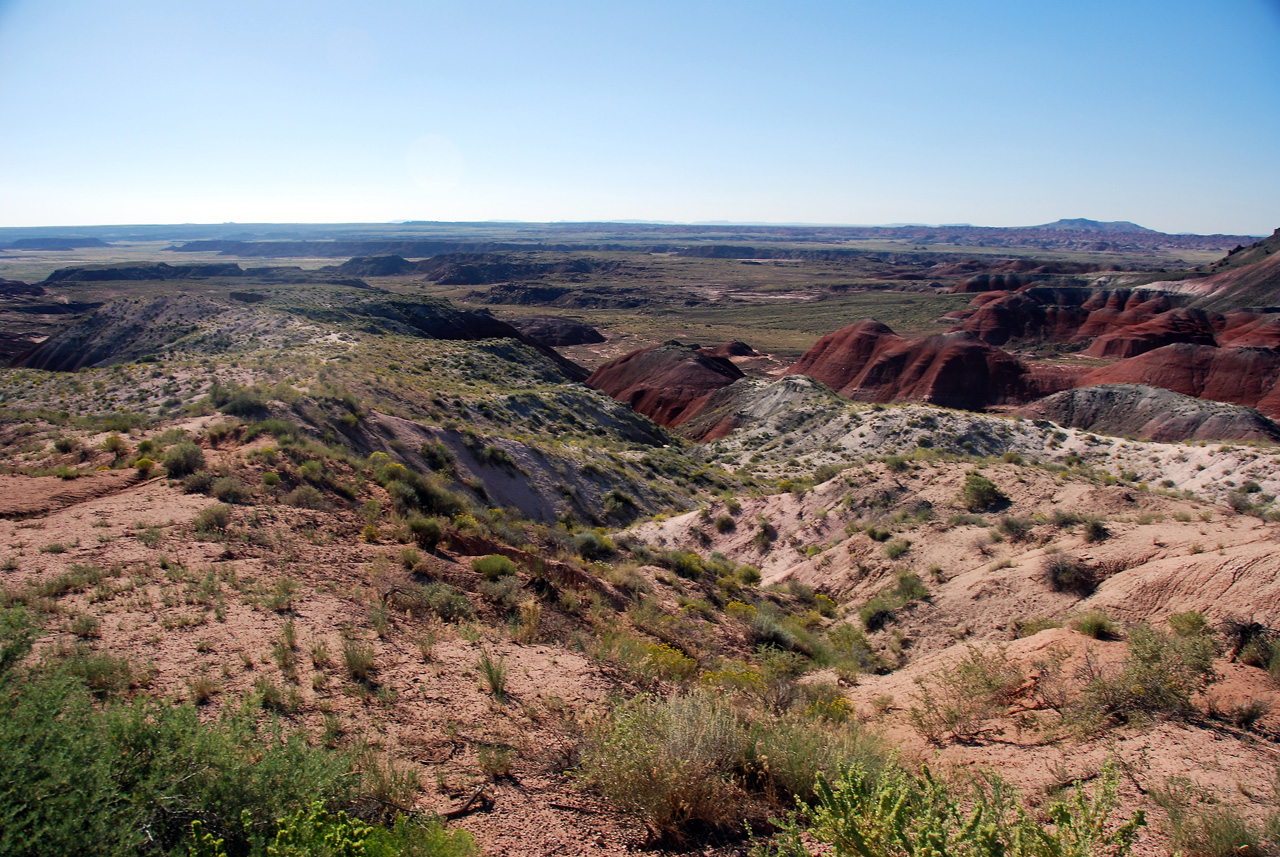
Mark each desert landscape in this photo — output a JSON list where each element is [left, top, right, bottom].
[[1, 217, 1278, 856]]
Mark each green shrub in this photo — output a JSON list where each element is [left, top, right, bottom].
[[858, 572, 927, 631], [133, 457, 156, 477], [195, 801, 476, 857], [883, 538, 911, 560], [581, 691, 751, 839], [385, 582, 474, 622], [193, 504, 233, 534], [1152, 778, 1279, 857], [282, 485, 327, 510], [1168, 611, 1208, 638], [0, 663, 367, 857], [183, 469, 216, 494], [575, 530, 616, 561], [1083, 518, 1110, 543], [101, 434, 129, 458], [471, 554, 517, 581], [713, 514, 736, 533], [211, 476, 251, 504], [408, 515, 445, 551], [1072, 610, 1117, 640], [961, 472, 1007, 512], [1042, 554, 1094, 595], [996, 516, 1033, 543], [773, 760, 1144, 857], [163, 441, 206, 477], [907, 644, 1026, 744], [1081, 623, 1217, 723], [419, 440, 454, 474], [479, 575, 524, 612]]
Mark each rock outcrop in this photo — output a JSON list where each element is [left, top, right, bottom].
[[785, 320, 1074, 410], [1019, 384, 1280, 443], [0, 279, 44, 297], [586, 344, 744, 429]]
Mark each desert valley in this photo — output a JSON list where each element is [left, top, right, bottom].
[[0, 217, 1277, 856]]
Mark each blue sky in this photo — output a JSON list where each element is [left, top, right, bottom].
[[1, 0, 1277, 234]]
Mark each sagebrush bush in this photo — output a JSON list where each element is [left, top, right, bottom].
[[1073, 610, 1118, 639], [211, 476, 251, 504], [581, 691, 751, 838], [193, 504, 233, 534], [183, 469, 216, 494], [1079, 623, 1217, 723], [961, 472, 1007, 512], [408, 514, 445, 551], [283, 484, 327, 510], [472, 554, 517, 581], [908, 644, 1026, 744], [479, 575, 524, 612], [1083, 518, 1110, 543], [575, 530, 617, 561], [163, 441, 206, 477], [774, 760, 1144, 857], [1043, 553, 1095, 595]]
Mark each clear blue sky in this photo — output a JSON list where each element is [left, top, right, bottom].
[[1, 0, 1277, 234]]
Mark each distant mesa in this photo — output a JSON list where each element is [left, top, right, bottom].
[[43, 262, 245, 283], [419, 254, 621, 286], [507, 315, 606, 347], [1020, 383, 1280, 444], [331, 255, 417, 277], [784, 320, 1075, 410], [38, 261, 373, 289], [2, 237, 110, 251], [472, 283, 647, 310], [1028, 218, 1158, 234], [586, 343, 744, 430]]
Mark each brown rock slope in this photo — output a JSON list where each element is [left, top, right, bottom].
[[1018, 383, 1280, 443], [586, 343, 744, 430], [1180, 227, 1280, 309], [1078, 343, 1280, 420], [785, 320, 1075, 409]]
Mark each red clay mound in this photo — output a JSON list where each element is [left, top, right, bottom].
[[698, 340, 759, 359], [586, 343, 744, 429], [1079, 343, 1280, 420], [1217, 312, 1280, 348], [786, 320, 1074, 410], [953, 288, 1175, 346], [1082, 307, 1220, 359]]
